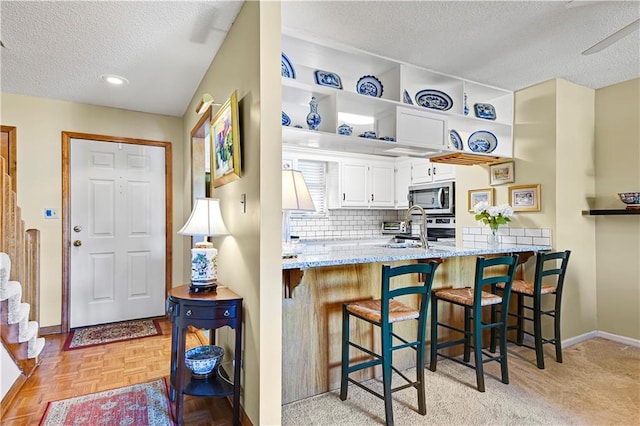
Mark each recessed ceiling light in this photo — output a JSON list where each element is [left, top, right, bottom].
[[100, 74, 129, 85]]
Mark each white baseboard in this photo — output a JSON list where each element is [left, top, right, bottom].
[[563, 330, 640, 348]]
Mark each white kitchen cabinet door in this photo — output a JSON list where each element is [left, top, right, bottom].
[[340, 161, 369, 207], [369, 163, 395, 207], [394, 159, 412, 208], [432, 162, 456, 182], [411, 159, 433, 184], [396, 107, 447, 150]]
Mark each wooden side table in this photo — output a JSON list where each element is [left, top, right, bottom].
[[167, 284, 243, 425]]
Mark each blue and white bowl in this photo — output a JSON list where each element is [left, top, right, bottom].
[[185, 345, 224, 377], [337, 123, 353, 136]]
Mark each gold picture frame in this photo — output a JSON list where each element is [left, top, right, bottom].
[[489, 161, 515, 185], [509, 184, 541, 212], [212, 90, 241, 188], [468, 188, 495, 212]]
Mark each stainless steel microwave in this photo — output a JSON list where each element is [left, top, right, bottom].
[[408, 182, 455, 215]]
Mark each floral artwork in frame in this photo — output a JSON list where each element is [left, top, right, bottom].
[[468, 188, 495, 212], [212, 90, 241, 188], [509, 184, 541, 212], [489, 161, 515, 185]]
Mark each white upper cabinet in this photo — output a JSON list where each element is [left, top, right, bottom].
[[281, 32, 514, 162]]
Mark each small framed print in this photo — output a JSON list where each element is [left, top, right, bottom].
[[489, 161, 515, 186], [509, 184, 541, 212], [468, 188, 495, 212]]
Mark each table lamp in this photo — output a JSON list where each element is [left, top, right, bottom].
[[282, 169, 315, 256], [178, 198, 229, 293]]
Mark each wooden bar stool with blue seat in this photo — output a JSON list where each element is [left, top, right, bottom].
[[340, 261, 440, 426], [429, 254, 519, 392], [493, 250, 571, 369]]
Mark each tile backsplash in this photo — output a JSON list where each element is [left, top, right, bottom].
[[290, 210, 404, 240], [462, 227, 552, 248]]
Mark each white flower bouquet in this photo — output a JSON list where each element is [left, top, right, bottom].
[[473, 202, 513, 231]]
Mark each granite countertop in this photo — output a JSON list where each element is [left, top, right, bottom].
[[282, 239, 552, 270]]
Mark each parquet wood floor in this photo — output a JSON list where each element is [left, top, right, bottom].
[[1, 318, 239, 426]]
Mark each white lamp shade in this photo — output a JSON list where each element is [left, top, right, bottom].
[[178, 198, 229, 236], [282, 169, 316, 212]]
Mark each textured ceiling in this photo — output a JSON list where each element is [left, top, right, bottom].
[[0, 1, 243, 117], [281, 0, 640, 92], [1, 1, 638, 118]]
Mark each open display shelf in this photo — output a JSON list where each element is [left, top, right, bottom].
[[582, 209, 640, 216], [429, 152, 504, 165]]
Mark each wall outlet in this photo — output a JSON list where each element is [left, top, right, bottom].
[[44, 208, 59, 219]]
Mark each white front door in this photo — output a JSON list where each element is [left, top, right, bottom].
[[70, 138, 166, 328]]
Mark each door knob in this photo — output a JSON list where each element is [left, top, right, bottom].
[[73, 240, 82, 247], [73, 225, 82, 232]]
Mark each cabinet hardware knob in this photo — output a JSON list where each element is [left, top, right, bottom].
[[224, 310, 230, 317], [343, 193, 345, 201], [371, 194, 374, 202], [168, 306, 173, 312], [186, 309, 192, 316], [433, 166, 436, 174], [73, 225, 82, 232], [73, 240, 82, 247]]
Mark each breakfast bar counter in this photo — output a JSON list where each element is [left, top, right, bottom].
[[281, 240, 551, 404]]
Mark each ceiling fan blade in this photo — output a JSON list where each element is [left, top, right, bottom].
[[582, 18, 640, 55]]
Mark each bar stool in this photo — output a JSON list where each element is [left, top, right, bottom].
[[429, 254, 519, 392], [340, 261, 440, 426], [494, 250, 571, 369]]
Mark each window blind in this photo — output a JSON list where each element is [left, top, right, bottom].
[[294, 159, 326, 216]]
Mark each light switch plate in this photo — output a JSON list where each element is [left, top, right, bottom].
[[240, 193, 246, 213]]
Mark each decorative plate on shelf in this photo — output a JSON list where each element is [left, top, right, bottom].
[[467, 130, 498, 153], [314, 70, 343, 89], [403, 90, 413, 105], [449, 129, 463, 150], [282, 111, 291, 126], [281, 53, 295, 79], [356, 75, 383, 97], [474, 103, 496, 120], [415, 89, 453, 111]]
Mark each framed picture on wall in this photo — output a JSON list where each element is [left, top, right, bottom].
[[212, 90, 241, 188], [468, 188, 495, 212], [489, 161, 515, 185], [509, 184, 541, 212]]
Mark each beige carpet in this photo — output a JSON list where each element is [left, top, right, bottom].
[[282, 338, 640, 425]]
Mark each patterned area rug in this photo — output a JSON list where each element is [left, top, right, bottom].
[[40, 379, 174, 426], [63, 319, 162, 350]]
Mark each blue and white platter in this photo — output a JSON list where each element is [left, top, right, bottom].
[[414, 89, 453, 111], [314, 70, 343, 89], [281, 53, 295, 79], [282, 111, 291, 126], [467, 130, 498, 153], [356, 75, 383, 97], [403, 89, 413, 105], [474, 103, 496, 120], [449, 129, 463, 150]]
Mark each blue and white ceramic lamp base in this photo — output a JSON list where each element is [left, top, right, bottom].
[[190, 244, 218, 284]]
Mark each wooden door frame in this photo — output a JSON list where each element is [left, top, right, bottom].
[[1, 125, 17, 191], [61, 132, 173, 332]]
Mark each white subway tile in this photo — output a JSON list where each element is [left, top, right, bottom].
[[469, 228, 482, 235], [509, 228, 525, 236], [525, 228, 542, 237], [542, 228, 551, 237], [463, 234, 475, 241], [533, 237, 551, 246], [516, 236, 533, 245], [502, 236, 517, 244]]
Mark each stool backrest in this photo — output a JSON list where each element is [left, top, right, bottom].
[[534, 250, 571, 299], [381, 262, 440, 321], [474, 254, 519, 308]]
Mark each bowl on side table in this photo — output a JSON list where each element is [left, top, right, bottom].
[[618, 192, 640, 209], [185, 345, 224, 379]]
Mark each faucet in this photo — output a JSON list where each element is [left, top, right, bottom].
[[404, 205, 430, 249]]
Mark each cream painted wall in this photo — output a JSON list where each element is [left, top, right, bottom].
[[0, 93, 184, 327], [594, 78, 640, 339], [456, 78, 599, 340], [180, 2, 282, 424]]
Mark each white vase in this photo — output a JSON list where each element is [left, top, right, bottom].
[[488, 228, 500, 247]]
